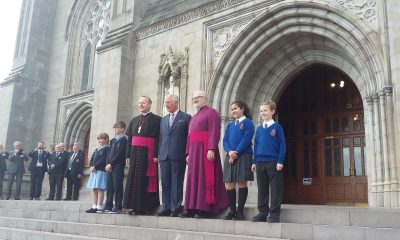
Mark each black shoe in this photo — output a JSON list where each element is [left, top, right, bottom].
[[35, 198, 40, 200], [252, 212, 267, 222], [46, 198, 54, 200], [5, 197, 9, 200], [29, 197, 34, 200], [157, 210, 171, 216], [14, 198, 20, 200], [63, 198, 71, 201], [233, 211, 245, 220], [170, 211, 179, 217], [85, 208, 97, 213], [194, 211, 209, 219], [128, 210, 145, 215], [179, 210, 195, 218], [267, 216, 280, 223], [223, 211, 236, 220]]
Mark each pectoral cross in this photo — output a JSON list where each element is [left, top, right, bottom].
[[138, 126, 141, 133]]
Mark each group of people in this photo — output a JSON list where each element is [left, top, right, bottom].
[[0, 89, 286, 223], [0, 142, 84, 201], [85, 90, 286, 223]]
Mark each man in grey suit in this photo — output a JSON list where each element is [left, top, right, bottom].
[[158, 94, 191, 217], [6, 141, 28, 200]]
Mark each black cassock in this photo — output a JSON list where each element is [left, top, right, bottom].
[[123, 112, 161, 212]]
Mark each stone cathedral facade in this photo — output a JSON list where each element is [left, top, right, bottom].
[[1, 0, 399, 207]]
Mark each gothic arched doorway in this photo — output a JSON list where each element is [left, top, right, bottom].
[[278, 64, 367, 204]]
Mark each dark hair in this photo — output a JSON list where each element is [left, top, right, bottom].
[[113, 121, 126, 129], [231, 100, 252, 120]]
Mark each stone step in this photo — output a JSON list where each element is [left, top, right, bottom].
[[2, 200, 400, 240], [0, 226, 112, 240], [1, 200, 400, 229], [0, 217, 284, 240], [1, 214, 400, 240]]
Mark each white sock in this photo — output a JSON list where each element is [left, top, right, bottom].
[[97, 204, 103, 210], [92, 204, 96, 209]]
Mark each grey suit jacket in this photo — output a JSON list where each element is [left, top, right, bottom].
[[8, 150, 28, 174], [158, 110, 191, 161]]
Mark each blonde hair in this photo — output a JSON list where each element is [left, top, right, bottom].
[[260, 100, 276, 111]]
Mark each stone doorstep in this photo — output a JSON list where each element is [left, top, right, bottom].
[[0, 226, 111, 240], [0, 217, 286, 240], [1, 201, 400, 229], [2, 215, 400, 240]]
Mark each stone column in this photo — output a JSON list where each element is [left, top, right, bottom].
[[385, 87, 399, 206], [373, 94, 384, 206], [0, 0, 57, 149], [378, 90, 391, 207], [366, 97, 377, 206]]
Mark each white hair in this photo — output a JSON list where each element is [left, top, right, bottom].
[[165, 94, 179, 102]]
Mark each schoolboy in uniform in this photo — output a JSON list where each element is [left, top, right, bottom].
[[104, 121, 127, 213], [251, 100, 286, 223]]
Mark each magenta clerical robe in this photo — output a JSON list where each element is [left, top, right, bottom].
[[185, 106, 228, 213]]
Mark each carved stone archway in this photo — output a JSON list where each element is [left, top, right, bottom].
[[207, 1, 397, 207], [55, 92, 94, 151]]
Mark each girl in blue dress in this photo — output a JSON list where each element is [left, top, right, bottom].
[[86, 133, 110, 213]]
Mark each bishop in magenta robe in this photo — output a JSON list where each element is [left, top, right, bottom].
[[183, 91, 228, 216]]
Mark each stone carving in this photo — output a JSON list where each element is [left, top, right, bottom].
[[328, 0, 377, 26], [83, 0, 112, 43], [157, 47, 189, 114], [136, 0, 250, 40], [212, 21, 251, 65]]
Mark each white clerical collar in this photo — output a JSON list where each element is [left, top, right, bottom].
[[197, 105, 207, 111], [264, 119, 275, 128], [141, 111, 151, 116]]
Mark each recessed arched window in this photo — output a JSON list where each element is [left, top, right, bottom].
[[81, 42, 91, 91], [91, 40, 102, 89]]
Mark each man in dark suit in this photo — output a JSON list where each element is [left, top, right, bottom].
[[157, 94, 191, 217], [64, 143, 84, 200], [0, 144, 9, 199], [6, 141, 28, 200], [47, 144, 68, 200], [28, 142, 50, 200]]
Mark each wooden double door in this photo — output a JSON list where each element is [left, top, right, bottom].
[[278, 64, 367, 204]]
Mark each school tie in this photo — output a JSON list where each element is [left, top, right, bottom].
[[235, 120, 239, 125], [263, 123, 267, 128], [169, 113, 175, 128]]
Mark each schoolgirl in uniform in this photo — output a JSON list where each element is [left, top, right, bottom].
[[222, 101, 255, 220]]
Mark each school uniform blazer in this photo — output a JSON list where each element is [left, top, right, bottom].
[[8, 150, 28, 174], [158, 110, 191, 161], [65, 150, 84, 178], [89, 147, 109, 171], [28, 150, 50, 172]]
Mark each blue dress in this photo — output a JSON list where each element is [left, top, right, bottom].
[[87, 146, 109, 190]]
